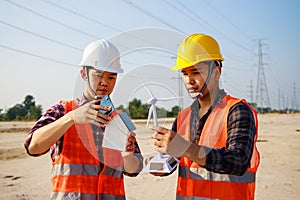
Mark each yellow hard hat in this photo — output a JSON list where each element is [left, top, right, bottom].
[[172, 33, 224, 70]]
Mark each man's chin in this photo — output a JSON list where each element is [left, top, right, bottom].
[[96, 92, 109, 98], [189, 92, 203, 99], [98, 94, 107, 99]]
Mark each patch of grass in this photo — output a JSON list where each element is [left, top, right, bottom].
[[257, 139, 268, 142], [0, 127, 30, 133]]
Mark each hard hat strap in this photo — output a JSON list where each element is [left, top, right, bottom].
[[198, 61, 215, 98], [85, 66, 101, 99]]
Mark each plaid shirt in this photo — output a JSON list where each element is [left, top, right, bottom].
[[24, 95, 142, 175], [172, 90, 256, 176]]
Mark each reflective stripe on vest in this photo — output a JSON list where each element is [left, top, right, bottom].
[[51, 100, 125, 199], [51, 163, 123, 178], [176, 95, 260, 200], [50, 192, 125, 200], [179, 165, 256, 183], [176, 194, 215, 200], [50, 192, 97, 200]]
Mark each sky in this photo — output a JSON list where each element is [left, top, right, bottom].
[[0, 0, 300, 113]]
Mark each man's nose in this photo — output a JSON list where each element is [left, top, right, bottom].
[[99, 77, 108, 86], [186, 74, 195, 84]]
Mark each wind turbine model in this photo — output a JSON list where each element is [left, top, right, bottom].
[[143, 84, 180, 173]]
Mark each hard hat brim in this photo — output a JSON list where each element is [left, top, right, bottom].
[[171, 58, 224, 71], [79, 64, 124, 73], [101, 67, 124, 73]]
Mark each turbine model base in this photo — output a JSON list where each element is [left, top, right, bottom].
[[143, 153, 179, 173]]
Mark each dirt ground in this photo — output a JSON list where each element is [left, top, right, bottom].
[[0, 114, 300, 199]]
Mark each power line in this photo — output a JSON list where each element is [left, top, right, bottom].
[[40, 0, 175, 59], [5, 0, 99, 39], [44, 0, 179, 58], [172, 0, 251, 52], [123, 0, 253, 64], [203, 0, 253, 41], [162, 0, 207, 28], [122, 0, 186, 35], [225, 54, 253, 67], [0, 20, 82, 52], [0, 42, 173, 72], [4, 0, 254, 73], [0, 43, 77, 67], [162, 0, 253, 67], [40, 0, 122, 33]]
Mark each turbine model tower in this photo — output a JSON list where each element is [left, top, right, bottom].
[[143, 83, 180, 173]]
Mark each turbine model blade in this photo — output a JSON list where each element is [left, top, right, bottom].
[[146, 105, 153, 128], [156, 96, 183, 102], [143, 83, 155, 98]]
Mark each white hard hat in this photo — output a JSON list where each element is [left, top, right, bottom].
[[79, 39, 123, 73]]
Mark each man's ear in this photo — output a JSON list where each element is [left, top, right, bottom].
[[216, 66, 222, 74], [80, 68, 87, 80], [214, 66, 221, 81]]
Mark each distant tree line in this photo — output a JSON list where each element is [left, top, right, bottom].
[[0, 96, 179, 121], [116, 98, 180, 119], [0, 95, 42, 121]]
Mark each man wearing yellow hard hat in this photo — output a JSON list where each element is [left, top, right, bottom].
[[151, 33, 260, 200], [25, 39, 143, 199]]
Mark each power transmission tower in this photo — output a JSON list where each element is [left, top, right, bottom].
[[282, 93, 286, 111], [255, 39, 271, 110], [278, 88, 281, 111], [177, 71, 183, 110], [171, 56, 183, 110], [292, 82, 298, 111], [248, 80, 254, 103]]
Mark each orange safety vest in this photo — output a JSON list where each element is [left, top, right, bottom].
[[51, 100, 125, 200], [176, 95, 260, 200]]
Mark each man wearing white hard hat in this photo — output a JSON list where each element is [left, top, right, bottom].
[[25, 39, 143, 199]]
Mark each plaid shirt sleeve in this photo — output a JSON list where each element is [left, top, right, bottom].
[[24, 103, 65, 158], [204, 102, 256, 176]]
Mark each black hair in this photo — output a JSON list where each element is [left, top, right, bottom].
[[202, 60, 222, 68], [214, 60, 222, 67]]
